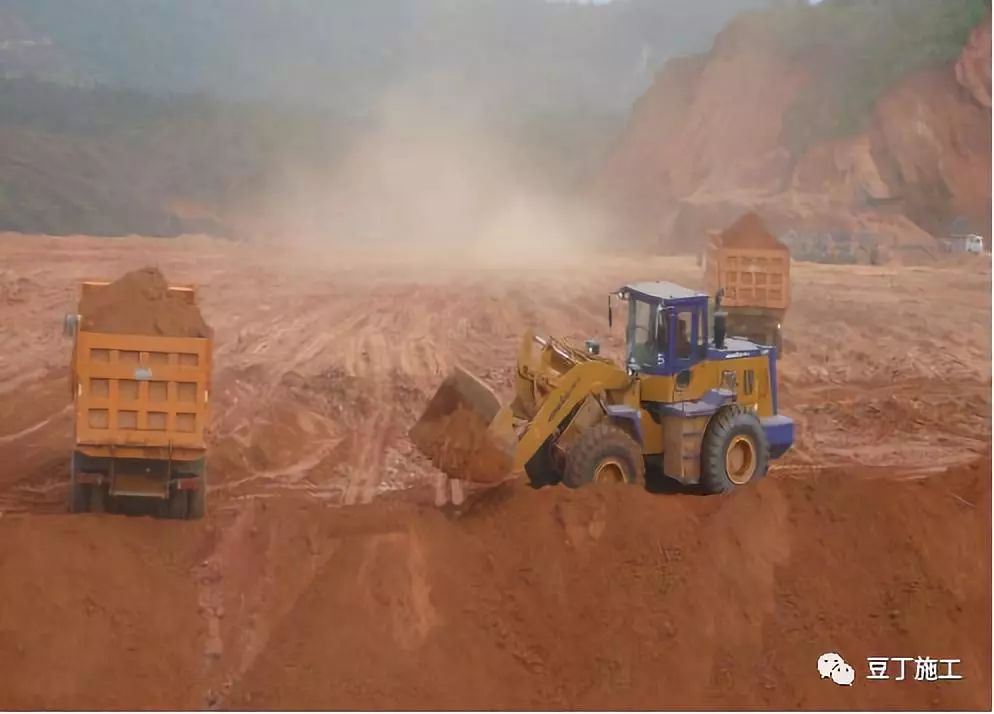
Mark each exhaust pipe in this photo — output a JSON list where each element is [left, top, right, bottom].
[[714, 311, 727, 349], [713, 289, 727, 348]]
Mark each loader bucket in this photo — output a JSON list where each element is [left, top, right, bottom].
[[410, 366, 516, 484]]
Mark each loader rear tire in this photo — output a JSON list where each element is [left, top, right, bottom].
[[563, 422, 645, 489], [700, 405, 769, 494]]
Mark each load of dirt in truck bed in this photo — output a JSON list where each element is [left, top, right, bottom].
[[717, 211, 787, 250], [79, 267, 210, 338]]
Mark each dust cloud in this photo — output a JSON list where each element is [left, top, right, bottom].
[[203, 0, 775, 266], [256, 81, 615, 268]]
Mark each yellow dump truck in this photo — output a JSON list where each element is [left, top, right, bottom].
[[63, 280, 212, 519], [704, 229, 790, 354]]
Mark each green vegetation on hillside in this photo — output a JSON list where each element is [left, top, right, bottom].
[[0, 78, 623, 236], [0, 0, 767, 237], [3, 0, 765, 117], [0, 79, 365, 236], [776, 0, 990, 157]]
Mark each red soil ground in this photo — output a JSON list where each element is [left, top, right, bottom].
[[0, 234, 989, 709]]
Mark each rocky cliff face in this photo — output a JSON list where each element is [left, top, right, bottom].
[[600, 9, 992, 256], [956, 17, 992, 108], [602, 16, 804, 202], [870, 62, 991, 236]]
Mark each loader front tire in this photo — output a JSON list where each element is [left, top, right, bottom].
[[563, 422, 645, 489], [700, 405, 769, 494]]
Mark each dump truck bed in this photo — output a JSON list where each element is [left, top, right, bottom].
[[71, 282, 212, 461], [705, 237, 790, 311]]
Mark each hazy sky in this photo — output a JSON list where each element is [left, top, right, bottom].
[[2, 0, 769, 117]]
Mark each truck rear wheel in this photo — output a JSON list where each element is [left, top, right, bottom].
[[187, 474, 207, 520], [165, 486, 189, 520], [68, 455, 89, 513], [563, 422, 645, 489], [88, 484, 107, 513], [700, 405, 769, 494]]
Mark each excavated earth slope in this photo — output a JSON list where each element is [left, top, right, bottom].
[[600, 12, 992, 252], [0, 457, 988, 710]]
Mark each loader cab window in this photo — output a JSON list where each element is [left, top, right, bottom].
[[675, 313, 692, 359], [656, 309, 669, 358], [627, 298, 661, 369], [670, 307, 704, 366]]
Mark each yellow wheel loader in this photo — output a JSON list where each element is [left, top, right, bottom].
[[410, 282, 793, 494]]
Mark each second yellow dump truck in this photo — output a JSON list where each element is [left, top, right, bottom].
[[704, 213, 790, 354], [63, 270, 212, 519]]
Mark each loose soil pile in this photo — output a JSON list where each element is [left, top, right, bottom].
[[223, 454, 991, 711], [0, 403, 988, 708], [2, 455, 987, 710], [408, 404, 513, 484], [717, 211, 787, 250], [79, 267, 210, 338]]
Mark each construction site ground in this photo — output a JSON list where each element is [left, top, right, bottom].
[[0, 233, 990, 710]]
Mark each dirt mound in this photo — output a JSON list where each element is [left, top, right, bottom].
[[224, 454, 991, 711], [716, 211, 786, 250], [0, 269, 35, 304], [1, 456, 988, 710], [0, 514, 206, 709], [79, 267, 210, 338]]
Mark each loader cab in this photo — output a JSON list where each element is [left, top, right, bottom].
[[615, 282, 710, 376]]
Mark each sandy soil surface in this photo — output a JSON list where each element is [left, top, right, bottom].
[[0, 233, 989, 709]]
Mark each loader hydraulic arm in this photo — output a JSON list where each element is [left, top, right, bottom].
[[512, 331, 609, 420], [511, 360, 630, 472]]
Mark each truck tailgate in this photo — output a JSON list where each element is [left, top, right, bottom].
[[708, 246, 790, 311], [72, 330, 212, 449]]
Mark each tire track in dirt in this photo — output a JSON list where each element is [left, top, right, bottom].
[[0, 241, 989, 511], [193, 501, 349, 709], [0, 405, 71, 445], [339, 292, 426, 506], [0, 237, 990, 711]]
